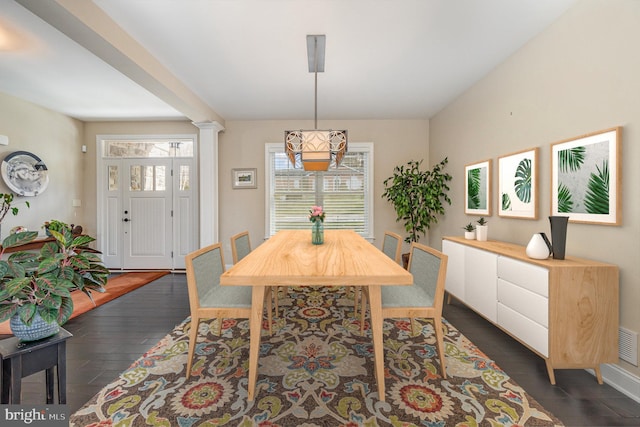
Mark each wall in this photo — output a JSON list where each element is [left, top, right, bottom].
[[218, 119, 429, 260], [429, 0, 640, 380], [0, 92, 84, 237]]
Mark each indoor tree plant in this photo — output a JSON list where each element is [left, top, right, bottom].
[[0, 222, 109, 341], [382, 158, 452, 267]]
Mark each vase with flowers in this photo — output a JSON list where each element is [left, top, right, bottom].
[[309, 205, 325, 245]]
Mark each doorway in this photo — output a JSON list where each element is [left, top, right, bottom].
[[97, 136, 198, 270]]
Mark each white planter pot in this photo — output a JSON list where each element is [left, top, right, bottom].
[[464, 231, 476, 240], [476, 225, 488, 241]]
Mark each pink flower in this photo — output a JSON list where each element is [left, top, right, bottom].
[[309, 206, 325, 222]]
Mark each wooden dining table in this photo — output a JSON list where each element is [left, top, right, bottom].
[[220, 229, 413, 401]]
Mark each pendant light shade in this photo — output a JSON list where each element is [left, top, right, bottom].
[[285, 35, 347, 171]]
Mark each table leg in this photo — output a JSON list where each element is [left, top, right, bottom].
[[10, 357, 21, 404], [247, 285, 265, 401], [45, 367, 54, 404], [368, 285, 386, 401], [58, 342, 67, 404]]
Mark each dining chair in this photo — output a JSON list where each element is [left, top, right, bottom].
[[185, 243, 252, 378], [380, 242, 449, 378], [230, 231, 282, 323], [356, 231, 402, 328]]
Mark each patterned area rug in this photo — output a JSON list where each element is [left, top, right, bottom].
[[70, 287, 563, 426]]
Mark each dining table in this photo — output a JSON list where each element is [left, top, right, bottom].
[[220, 229, 413, 402]]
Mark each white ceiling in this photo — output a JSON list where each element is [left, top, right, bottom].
[[0, 0, 576, 123]]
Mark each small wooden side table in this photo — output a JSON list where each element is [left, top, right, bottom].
[[0, 328, 72, 404]]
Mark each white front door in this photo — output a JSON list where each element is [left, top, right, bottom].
[[100, 156, 197, 270], [122, 159, 172, 269]]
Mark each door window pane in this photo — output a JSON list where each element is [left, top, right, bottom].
[[179, 165, 190, 191], [130, 165, 166, 191], [108, 165, 118, 191], [104, 139, 194, 158]]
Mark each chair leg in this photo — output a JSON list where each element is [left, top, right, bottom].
[[186, 317, 199, 379], [434, 317, 447, 379], [216, 317, 223, 335]]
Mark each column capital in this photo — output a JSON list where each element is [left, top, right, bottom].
[[192, 121, 225, 132]]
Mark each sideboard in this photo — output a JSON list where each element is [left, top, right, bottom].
[[442, 236, 619, 384]]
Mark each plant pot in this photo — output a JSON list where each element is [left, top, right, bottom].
[[464, 231, 476, 240], [10, 312, 60, 342], [476, 225, 488, 241], [402, 253, 410, 270]]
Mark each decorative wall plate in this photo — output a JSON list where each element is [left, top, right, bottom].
[[1, 151, 49, 196]]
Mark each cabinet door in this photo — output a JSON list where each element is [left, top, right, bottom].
[[442, 240, 465, 300], [464, 246, 498, 322]]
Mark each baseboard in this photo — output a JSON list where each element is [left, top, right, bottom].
[[587, 364, 640, 403]]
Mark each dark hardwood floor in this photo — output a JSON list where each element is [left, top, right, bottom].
[[7, 273, 640, 426]]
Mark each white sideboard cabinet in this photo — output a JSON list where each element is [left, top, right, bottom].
[[442, 236, 619, 384]]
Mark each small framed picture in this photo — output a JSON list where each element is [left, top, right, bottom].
[[498, 148, 538, 219], [232, 168, 257, 189], [465, 159, 491, 216], [551, 127, 621, 225]]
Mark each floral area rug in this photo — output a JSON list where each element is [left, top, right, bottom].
[[70, 286, 563, 426]]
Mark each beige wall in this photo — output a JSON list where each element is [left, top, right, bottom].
[[0, 92, 84, 237], [429, 0, 640, 377], [218, 119, 429, 260]]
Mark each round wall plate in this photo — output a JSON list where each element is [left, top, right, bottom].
[[1, 151, 49, 196]]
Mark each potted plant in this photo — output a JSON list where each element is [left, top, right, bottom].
[[0, 192, 30, 240], [463, 223, 476, 240], [43, 219, 67, 236], [382, 158, 452, 267], [0, 222, 109, 341], [476, 217, 488, 241]]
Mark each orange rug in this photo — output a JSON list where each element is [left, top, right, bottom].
[[0, 271, 169, 335]]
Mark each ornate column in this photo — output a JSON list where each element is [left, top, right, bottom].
[[193, 121, 225, 247]]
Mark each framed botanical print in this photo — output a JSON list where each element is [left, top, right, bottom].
[[498, 148, 538, 219], [465, 159, 491, 216], [551, 127, 621, 225]]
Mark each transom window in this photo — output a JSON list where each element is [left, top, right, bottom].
[[265, 142, 374, 238]]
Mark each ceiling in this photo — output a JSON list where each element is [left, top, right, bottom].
[[0, 0, 576, 123]]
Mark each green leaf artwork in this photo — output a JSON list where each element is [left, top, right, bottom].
[[467, 168, 481, 209], [557, 183, 574, 213], [514, 158, 532, 203], [501, 193, 511, 211], [558, 146, 585, 173], [584, 161, 609, 214]]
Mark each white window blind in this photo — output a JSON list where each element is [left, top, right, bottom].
[[265, 142, 373, 238]]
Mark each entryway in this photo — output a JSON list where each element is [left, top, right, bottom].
[[96, 136, 198, 270]]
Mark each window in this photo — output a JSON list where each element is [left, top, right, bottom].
[[266, 142, 374, 238]]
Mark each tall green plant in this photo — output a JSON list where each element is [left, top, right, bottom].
[[382, 158, 452, 244]]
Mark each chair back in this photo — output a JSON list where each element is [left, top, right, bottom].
[[381, 231, 402, 264], [185, 243, 226, 312], [407, 242, 448, 310], [231, 231, 252, 264]]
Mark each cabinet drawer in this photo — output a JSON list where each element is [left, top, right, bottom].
[[497, 303, 549, 357], [497, 256, 548, 297], [497, 279, 548, 327]]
